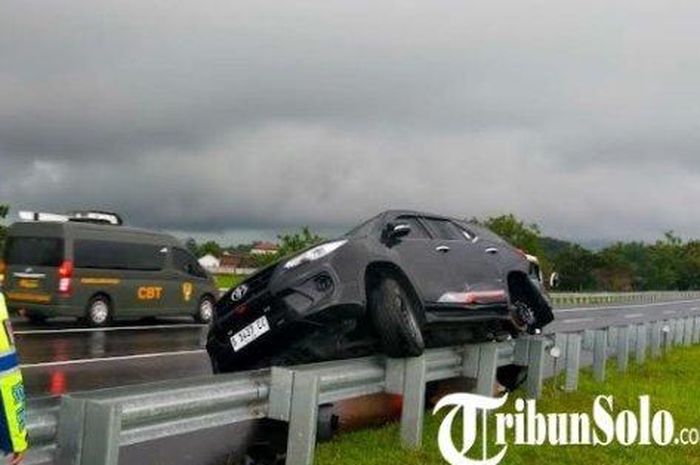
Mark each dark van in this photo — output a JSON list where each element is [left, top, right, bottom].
[[0, 212, 218, 326]]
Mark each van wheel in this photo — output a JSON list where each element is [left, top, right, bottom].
[[370, 276, 424, 358], [195, 296, 214, 324], [86, 296, 112, 327]]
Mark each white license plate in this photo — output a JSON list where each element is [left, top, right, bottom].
[[230, 316, 270, 352]]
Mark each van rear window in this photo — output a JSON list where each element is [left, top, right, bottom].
[[74, 240, 165, 271], [4, 237, 64, 267]]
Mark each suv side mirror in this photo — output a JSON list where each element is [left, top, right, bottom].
[[549, 272, 560, 289], [385, 223, 411, 240]]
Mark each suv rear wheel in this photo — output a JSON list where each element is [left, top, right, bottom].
[[86, 295, 112, 327], [370, 276, 424, 357]]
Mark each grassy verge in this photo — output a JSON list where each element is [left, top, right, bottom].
[[213, 274, 246, 289], [316, 345, 700, 465]]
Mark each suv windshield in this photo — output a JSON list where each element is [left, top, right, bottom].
[[345, 214, 381, 237], [4, 237, 64, 267]]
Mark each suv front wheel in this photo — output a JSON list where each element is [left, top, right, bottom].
[[370, 276, 425, 358]]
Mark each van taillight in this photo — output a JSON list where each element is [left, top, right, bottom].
[[58, 260, 73, 295], [0, 260, 5, 285]]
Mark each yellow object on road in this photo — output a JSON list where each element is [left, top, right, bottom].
[[0, 293, 28, 456]]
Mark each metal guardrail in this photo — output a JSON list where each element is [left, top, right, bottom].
[[23, 307, 700, 465], [24, 337, 554, 465], [550, 290, 700, 307]]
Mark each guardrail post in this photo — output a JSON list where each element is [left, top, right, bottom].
[[675, 319, 685, 346], [564, 333, 581, 392], [525, 337, 547, 399], [663, 321, 673, 352], [55, 397, 121, 465], [650, 321, 662, 358], [694, 316, 700, 344], [582, 330, 594, 351], [552, 333, 568, 376], [460, 345, 481, 379], [608, 326, 617, 348], [286, 371, 320, 465], [665, 320, 673, 348], [616, 326, 629, 373], [683, 317, 693, 346], [56, 396, 87, 465], [268, 367, 294, 421], [81, 402, 122, 465], [476, 343, 499, 397], [400, 355, 427, 448], [635, 324, 647, 364], [593, 329, 608, 382]]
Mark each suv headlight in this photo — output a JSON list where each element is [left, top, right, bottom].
[[283, 240, 348, 270]]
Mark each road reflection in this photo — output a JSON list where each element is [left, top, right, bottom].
[[11, 319, 211, 398]]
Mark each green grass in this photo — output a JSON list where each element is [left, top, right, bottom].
[[213, 274, 246, 289], [316, 345, 700, 465]]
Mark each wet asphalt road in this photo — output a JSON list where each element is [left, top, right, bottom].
[[13, 318, 211, 398], [15, 298, 700, 399]]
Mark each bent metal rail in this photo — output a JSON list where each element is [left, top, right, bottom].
[[23, 305, 700, 465]]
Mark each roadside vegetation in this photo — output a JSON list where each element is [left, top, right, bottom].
[[315, 345, 700, 465], [214, 274, 245, 289], [481, 215, 700, 293]]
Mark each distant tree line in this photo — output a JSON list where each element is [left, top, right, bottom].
[[481, 214, 700, 292]]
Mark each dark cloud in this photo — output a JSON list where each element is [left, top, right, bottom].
[[1, 0, 700, 241]]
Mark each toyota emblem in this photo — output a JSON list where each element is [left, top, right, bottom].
[[231, 284, 249, 302]]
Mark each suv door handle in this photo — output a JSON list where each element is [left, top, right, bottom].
[[436, 245, 451, 253], [485, 247, 499, 255]]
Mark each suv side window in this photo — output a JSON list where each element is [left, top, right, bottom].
[[395, 216, 430, 239], [422, 218, 464, 241], [173, 248, 207, 278]]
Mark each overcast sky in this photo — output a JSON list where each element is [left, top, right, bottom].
[[1, 0, 699, 244]]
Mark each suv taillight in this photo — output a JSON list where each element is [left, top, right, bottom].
[[58, 260, 73, 296], [0, 260, 5, 285]]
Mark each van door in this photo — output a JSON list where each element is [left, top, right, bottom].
[[164, 247, 209, 315], [384, 215, 451, 304], [4, 236, 64, 305]]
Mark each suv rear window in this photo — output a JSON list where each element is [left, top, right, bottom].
[[74, 240, 166, 271], [4, 237, 64, 267]]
